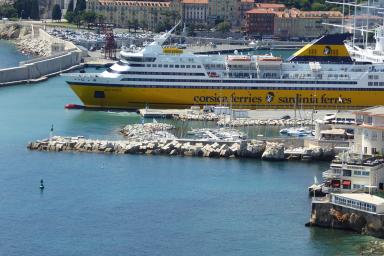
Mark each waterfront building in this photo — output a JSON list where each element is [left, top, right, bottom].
[[322, 154, 384, 192], [86, 0, 180, 31], [330, 193, 384, 214], [181, 0, 208, 26], [245, 6, 343, 39], [245, 8, 275, 35], [207, 0, 240, 26], [319, 128, 352, 141], [354, 106, 384, 155], [239, 0, 256, 28], [274, 10, 343, 39]]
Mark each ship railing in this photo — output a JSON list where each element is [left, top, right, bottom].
[[64, 73, 100, 78]]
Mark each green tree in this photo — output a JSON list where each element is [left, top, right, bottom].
[[67, 0, 74, 12], [140, 20, 148, 31], [52, 4, 62, 21], [132, 18, 139, 33], [311, 2, 326, 11], [81, 11, 96, 28], [163, 18, 172, 30], [0, 4, 18, 18], [64, 10, 74, 22], [97, 13, 104, 23], [14, 0, 31, 19], [154, 22, 165, 33], [74, 0, 86, 13], [29, 0, 39, 19], [217, 21, 231, 33], [126, 20, 132, 32]]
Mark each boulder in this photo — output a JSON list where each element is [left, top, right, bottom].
[[262, 142, 285, 160]]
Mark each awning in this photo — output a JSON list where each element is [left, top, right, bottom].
[[342, 180, 351, 186], [331, 180, 340, 187]]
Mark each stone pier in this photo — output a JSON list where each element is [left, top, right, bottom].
[[27, 136, 335, 161]]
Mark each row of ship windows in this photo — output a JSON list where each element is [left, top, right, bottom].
[[368, 75, 380, 79], [117, 61, 202, 69], [120, 57, 156, 62], [108, 69, 206, 76], [120, 77, 357, 85], [368, 82, 384, 86]]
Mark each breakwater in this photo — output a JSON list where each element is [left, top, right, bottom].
[[27, 136, 335, 161], [0, 23, 82, 86]]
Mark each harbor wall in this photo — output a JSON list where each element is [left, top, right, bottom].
[[0, 27, 82, 86], [0, 50, 82, 85], [309, 200, 384, 238]]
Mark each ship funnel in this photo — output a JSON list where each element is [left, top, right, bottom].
[[288, 33, 353, 63]]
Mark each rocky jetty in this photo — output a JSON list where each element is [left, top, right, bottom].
[[0, 23, 26, 39], [27, 136, 335, 161], [120, 123, 176, 141], [27, 136, 260, 158], [217, 118, 312, 127], [0, 23, 52, 56], [16, 37, 51, 56]]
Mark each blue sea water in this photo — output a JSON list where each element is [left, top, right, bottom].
[[0, 40, 29, 68], [0, 43, 378, 255]]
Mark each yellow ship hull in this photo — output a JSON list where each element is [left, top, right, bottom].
[[69, 83, 383, 110]]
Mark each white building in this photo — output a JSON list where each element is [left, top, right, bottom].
[[354, 106, 384, 155], [331, 193, 384, 214], [323, 155, 384, 192]]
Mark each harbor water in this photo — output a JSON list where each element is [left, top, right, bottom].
[[0, 42, 379, 255], [0, 40, 29, 68]]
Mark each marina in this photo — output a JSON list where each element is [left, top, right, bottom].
[[2, 16, 384, 255]]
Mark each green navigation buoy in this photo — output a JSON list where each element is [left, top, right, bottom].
[[40, 179, 44, 190]]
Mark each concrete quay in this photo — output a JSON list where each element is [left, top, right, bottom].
[[27, 136, 335, 161]]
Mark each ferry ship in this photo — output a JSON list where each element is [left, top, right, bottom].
[[65, 25, 384, 110]]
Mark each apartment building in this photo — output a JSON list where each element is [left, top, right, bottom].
[[354, 106, 384, 155]]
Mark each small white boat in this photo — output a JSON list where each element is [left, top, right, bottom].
[[279, 128, 289, 134], [286, 127, 312, 137]]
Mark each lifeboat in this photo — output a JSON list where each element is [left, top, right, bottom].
[[226, 55, 252, 64], [256, 56, 282, 67], [65, 104, 84, 109]]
